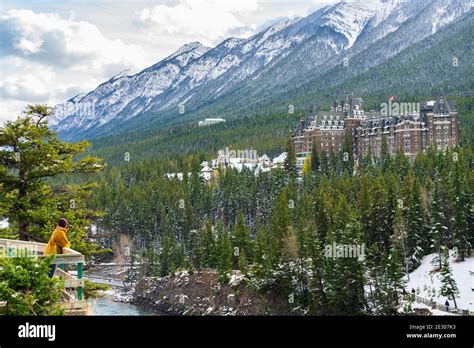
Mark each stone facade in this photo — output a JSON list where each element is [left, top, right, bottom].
[[293, 94, 460, 166]]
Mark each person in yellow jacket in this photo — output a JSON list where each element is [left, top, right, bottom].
[[44, 218, 70, 277]]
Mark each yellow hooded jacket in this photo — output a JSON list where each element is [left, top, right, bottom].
[[44, 226, 71, 255]]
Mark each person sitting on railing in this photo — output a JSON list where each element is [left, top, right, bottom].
[[44, 218, 71, 278]]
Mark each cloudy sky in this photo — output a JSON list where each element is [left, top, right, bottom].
[[0, 0, 339, 123]]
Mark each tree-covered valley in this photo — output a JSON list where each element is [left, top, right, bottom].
[[43, 95, 474, 315], [1, 0, 473, 318]]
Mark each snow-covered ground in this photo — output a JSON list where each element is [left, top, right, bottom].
[[405, 251, 473, 312]]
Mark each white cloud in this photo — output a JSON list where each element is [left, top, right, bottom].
[[0, 99, 27, 123], [137, 0, 260, 46], [0, 9, 146, 70], [0, 9, 147, 123]]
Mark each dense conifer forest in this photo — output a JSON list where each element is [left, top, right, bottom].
[[73, 96, 474, 314]]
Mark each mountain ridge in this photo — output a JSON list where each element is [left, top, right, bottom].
[[51, 0, 473, 141]]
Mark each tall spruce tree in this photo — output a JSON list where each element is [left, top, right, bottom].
[[439, 247, 459, 309], [431, 178, 448, 269], [326, 197, 365, 314], [232, 213, 253, 268], [0, 105, 104, 255], [217, 227, 233, 282], [308, 227, 329, 314], [310, 140, 320, 172], [284, 133, 297, 176], [199, 220, 217, 268], [405, 176, 429, 269], [270, 189, 291, 264], [450, 158, 472, 260]]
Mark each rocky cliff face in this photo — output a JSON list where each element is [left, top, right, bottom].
[[134, 270, 295, 315]]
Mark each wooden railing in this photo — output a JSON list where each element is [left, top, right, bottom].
[[0, 238, 85, 301], [365, 291, 473, 316], [406, 294, 474, 316]]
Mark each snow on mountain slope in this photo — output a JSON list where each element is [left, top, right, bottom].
[[430, 0, 474, 34], [154, 4, 394, 110], [166, 41, 210, 63], [51, 0, 473, 141], [406, 252, 474, 312], [256, 0, 474, 100], [52, 17, 310, 137], [320, 0, 401, 48], [51, 1, 389, 138], [52, 41, 210, 132]]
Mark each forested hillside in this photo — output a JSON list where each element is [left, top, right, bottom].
[[83, 8, 474, 165], [51, 1, 474, 142], [79, 96, 474, 315], [1, 0, 473, 318]]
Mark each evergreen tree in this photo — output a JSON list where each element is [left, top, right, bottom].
[[217, 228, 233, 282], [450, 158, 472, 260], [308, 227, 329, 314], [232, 213, 254, 268], [254, 227, 272, 276], [325, 197, 365, 314], [284, 133, 297, 176], [0, 105, 104, 252], [159, 230, 176, 276], [199, 220, 217, 268], [392, 204, 409, 279], [320, 150, 331, 176], [0, 256, 64, 315], [404, 176, 429, 269], [238, 248, 248, 274], [431, 178, 448, 269], [367, 179, 392, 258], [310, 140, 320, 172], [369, 247, 406, 314], [342, 130, 353, 172], [439, 247, 459, 309], [385, 247, 407, 306], [270, 189, 291, 264]]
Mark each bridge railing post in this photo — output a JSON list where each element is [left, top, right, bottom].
[[77, 262, 83, 300]]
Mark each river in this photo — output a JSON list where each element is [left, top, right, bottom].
[[85, 264, 154, 315], [89, 292, 153, 316]]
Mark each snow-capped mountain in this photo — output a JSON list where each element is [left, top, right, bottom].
[[51, 41, 210, 130], [52, 0, 473, 140]]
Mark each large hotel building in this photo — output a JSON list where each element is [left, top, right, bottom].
[[292, 94, 460, 167]]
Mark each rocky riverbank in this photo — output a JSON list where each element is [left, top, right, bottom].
[[133, 270, 292, 315]]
